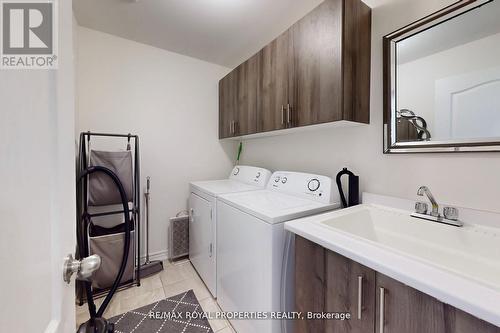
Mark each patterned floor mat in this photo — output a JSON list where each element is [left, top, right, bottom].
[[108, 290, 213, 333]]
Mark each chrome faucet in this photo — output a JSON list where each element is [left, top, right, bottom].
[[417, 186, 439, 217], [411, 186, 463, 227]]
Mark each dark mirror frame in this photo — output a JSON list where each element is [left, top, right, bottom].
[[383, 0, 500, 153]]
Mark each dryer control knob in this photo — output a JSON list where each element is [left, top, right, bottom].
[[308, 179, 320, 192], [233, 167, 240, 176]]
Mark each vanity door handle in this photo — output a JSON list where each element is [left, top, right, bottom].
[[281, 105, 285, 125], [379, 287, 386, 333], [287, 104, 292, 127], [357, 275, 363, 320]]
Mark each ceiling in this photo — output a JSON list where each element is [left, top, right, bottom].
[[73, 0, 334, 68]]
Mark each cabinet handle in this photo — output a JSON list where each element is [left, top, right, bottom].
[[230, 120, 236, 135], [281, 105, 285, 125], [357, 275, 363, 320], [189, 208, 194, 223], [287, 104, 292, 127], [379, 287, 386, 333], [234, 121, 238, 135]]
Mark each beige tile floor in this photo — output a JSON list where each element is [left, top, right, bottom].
[[76, 259, 235, 332]]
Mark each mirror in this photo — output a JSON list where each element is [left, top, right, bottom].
[[383, 0, 500, 153]]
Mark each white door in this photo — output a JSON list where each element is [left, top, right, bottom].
[[0, 0, 76, 332], [189, 192, 216, 296], [435, 66, 500, 140]]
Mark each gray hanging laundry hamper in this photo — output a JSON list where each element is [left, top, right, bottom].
[[88, 221, 136, 290]]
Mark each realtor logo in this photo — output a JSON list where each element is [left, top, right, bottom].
[[1, 0, 58, 69]]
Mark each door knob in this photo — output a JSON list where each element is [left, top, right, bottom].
[[63, 254, 101, 284]]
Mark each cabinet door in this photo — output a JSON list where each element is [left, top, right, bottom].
[[235, 54, 258, 136], [376, 273, 446, 333], [291, 0, 343, 127], [295, 236, 325, 333], [257, 29, 293, 132], [444, 305, 500, 333], [325, 250, 376, 333], [219, 70, 237, 139]]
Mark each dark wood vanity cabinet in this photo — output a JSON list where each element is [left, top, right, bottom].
[[376, 273, 447, 333], [219, 0, 371, 139], [295, 236, 500, 333], [326, 250, 376, 333], [295, 236, 326, 333]]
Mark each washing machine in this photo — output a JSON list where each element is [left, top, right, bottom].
[[217, 171, 340, 333], [189, 165, 272, 298]]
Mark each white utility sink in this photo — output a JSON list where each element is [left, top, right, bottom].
[[319, 204, 500, 291], [285, 203, 500, 327]]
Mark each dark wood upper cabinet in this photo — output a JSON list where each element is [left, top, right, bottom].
[[219, 70, 237, 139], [292, 0, 371, 126], [341, 0, 371, 124], [291, 0, 343, 127], [219, 0, 372, 139], [236, 54, 258, 136], [257, 29, 293, 132], [219, 55, 258, 138]]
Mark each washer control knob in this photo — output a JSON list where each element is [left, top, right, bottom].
[[256, 172, 261, 178], [233, 167, 240, 176], [274, 176, 281, 183], [308, 179, 320, 192], [282, 177, 288, 184]]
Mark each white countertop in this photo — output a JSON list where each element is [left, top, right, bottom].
[[285, 202, 500, 327]]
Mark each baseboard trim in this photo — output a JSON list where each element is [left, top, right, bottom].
[[140, 249, 168, 264]]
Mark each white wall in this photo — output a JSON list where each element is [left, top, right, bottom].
[[77, 27, 235, 258], [240, 0, 500, 215]]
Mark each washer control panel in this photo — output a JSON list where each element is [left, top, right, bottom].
[[267, 171, 335, 204], [229, 165, 272, 188]]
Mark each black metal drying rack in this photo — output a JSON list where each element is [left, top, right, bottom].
[[76, 131, 142, 305]]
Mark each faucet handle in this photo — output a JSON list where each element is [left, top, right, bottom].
[[443, 206, 459, 221], [415, 201, 428, 214]]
